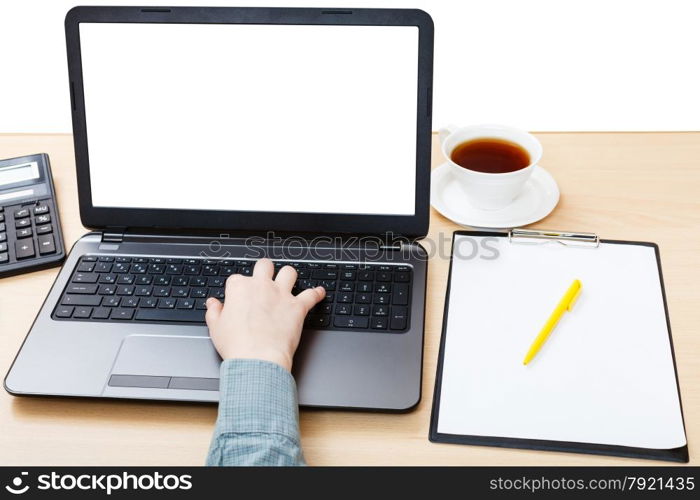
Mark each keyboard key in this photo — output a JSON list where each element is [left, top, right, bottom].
[[356, 293, 371, 304], [135, 286, 152, 296], [0, 233, 5, 243], [73, 307, 92, 319], [112, 308, 135, 320], [172, 277, 189, 286], [394, 272, 410, 282], [91, 307, 111, 320], [392, 284, 409, 306], [153, 287, 170, 297], [122, 297, 139, 308], [113, 262, 130, 273], [376, 272, 392, 282], [357, 282, 372, 293], [98, 285, 116, 295], [62, 295, 102, 306], [55, 306, 74, 318], [176, 298, 195, 309], [158, 298, 177, 309], [131, 263, 147, 273], [373, 305, 389, 316], [375, 283, 391, 294], [340, 271, 356, 280], [154, 276, 170, 286], [305, 314, 330, 328], [77, 261, 96, 272], [95, 262, 112, 272], [98, 274, 116, 284], [135, 308, 206, 322], [98, 256, 114, 262], [148, 264, 166, 274], [390, 307, 408, 330], [371, 317, 388, 330], [116, 286, 134, 296], [337, 292, 353, 303], [335, 304, 352, 315], [358, 270, 374, 281], [0, 242, 7, 252], [135, 275, 152, 285], [15, 239, 35, 259], [333, 316, 369, 329], [141, 297, 158, 308], [66, 283, 98, 294], [115, 256, 131, 263], [354, 305, 370, 316], [374, 293, 390, 305], [0, 252, 8, 264], [75, 273, 99, 284], [116, 275, 135, 285], [103, 297, 121, 307], [312, 270, 337, 280]]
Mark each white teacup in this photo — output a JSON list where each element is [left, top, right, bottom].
[[439, 124, 543, 210]]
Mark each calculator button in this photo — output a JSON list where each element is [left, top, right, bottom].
[[15, 218, 31, 229], [0, 214, 4, 222], [0, 242, 7, 252], [33, 204, 49, 215], [35, 214, 51, 224], [16, 227, 32, 239], [15, 240, 35, 259], [0, 233, 6, 243], [36, 224, 52, 235], [0, 252, 8, 264], [38, 234, 56, 254], [0, 223, 4, 232], [14, 208, 30, 219]]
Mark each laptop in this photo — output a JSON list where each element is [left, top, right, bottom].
[[4, 6, 434, 411]]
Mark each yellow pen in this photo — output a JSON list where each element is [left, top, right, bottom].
[[523, 279, 582, 365]]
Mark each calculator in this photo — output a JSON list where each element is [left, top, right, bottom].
[[0, 153, 65, 278]]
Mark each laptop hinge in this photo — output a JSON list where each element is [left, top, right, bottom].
[[101, 228, 126, 243]]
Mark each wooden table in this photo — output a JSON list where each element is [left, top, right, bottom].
[[0, 133, 698, 465]]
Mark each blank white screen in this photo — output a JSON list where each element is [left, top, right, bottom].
[[79, 23, 418, 215]]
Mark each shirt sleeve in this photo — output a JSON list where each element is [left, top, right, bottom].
[[206, 358, 306, 466]]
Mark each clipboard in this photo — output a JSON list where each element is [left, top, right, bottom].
[[429, 229, 689, 462]]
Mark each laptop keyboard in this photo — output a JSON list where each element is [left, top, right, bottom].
[[51, 255, 412, 333]]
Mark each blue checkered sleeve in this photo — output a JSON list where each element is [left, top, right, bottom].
[[206, 359, 306, 466]]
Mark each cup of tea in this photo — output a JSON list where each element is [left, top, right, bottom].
[[438, 124, 543, 210]]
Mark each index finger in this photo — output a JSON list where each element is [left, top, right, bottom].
[[253, 258, 274, 280]]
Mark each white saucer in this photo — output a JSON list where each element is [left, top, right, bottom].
[[430, 163, 560, 229]]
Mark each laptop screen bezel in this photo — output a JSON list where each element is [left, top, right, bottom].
[[65, 6, 434, 239]]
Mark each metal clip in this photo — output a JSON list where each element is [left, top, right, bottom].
[[508, 228, 600, 248]]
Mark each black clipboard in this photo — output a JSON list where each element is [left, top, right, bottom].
[[429, 230, 689, 463]]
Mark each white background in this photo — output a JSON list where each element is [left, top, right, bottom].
[[1, 0, 700, 132], [81, 23, 417, 214]]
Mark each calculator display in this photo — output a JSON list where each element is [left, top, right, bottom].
[[0, 162, 39, 186]]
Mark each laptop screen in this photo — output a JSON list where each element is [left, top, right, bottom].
[[78, 23, 419, 217]]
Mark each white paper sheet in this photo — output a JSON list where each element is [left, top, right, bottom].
[[437, 235, 686, 450]]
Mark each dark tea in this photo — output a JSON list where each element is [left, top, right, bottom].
[[450, 138, 530, 174]]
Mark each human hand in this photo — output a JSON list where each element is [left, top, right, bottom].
[[205, 258, 326, 372]]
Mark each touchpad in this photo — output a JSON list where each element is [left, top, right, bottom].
[[108, 335, 221, 391]]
